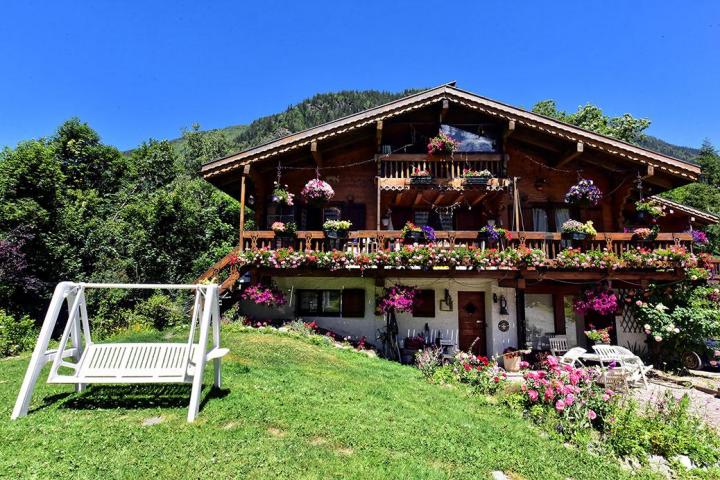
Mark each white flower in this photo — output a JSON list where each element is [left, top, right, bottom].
[[654, 335, 663, 342], [655, 303, 668, 312], [643, 324, 651, 330], [673, 328, 680, 333]]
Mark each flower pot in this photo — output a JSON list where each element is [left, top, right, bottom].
[[404, 231, 427, 244], [324, 229, 348, 240], [410, 175, 433, 185], [503, 355, 521, 372], [464, 176, 490, 186], [561, 232, 588, 241], [477, 231, 501, 247], [323, 230, 348, 251]]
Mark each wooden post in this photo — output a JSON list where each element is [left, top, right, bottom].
[[376, 178, 381, 230], [239, 164, 250, 251], [515, 288, 526, 350]]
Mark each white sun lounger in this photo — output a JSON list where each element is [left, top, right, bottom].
[[11, 282, 228, 422]]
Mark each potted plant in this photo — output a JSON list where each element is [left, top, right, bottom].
[[478, 224, 511, 246], [564, 178, 602, 207], [272, 221, 297, 248], [409, 166, 433, 185], [692, 230, 710, 251], [301, 178, 335, 206], [427, 131, 458, 156], [574, 288, 618, 316], [271, 182, 294, 206], [584, 326, 612, 345], [634, 199, 665, 224], [323, 219, 352, 250], [561, 220, 597, 241], [241, 283, 287, 308], [401, 221, 436, 244], [631, 226, 657, 244], [502, 347, 529, 372], [462, 168, 493, 186]]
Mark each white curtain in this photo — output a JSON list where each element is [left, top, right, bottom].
[[554, 208, 571, 232], [532, 208, 548, 232]]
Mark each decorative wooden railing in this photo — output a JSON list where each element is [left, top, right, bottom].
[[378, 153, 507, 179], [240, 230, 696, 258]]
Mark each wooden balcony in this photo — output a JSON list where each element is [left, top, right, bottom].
[[378, 153, 507, 180], [240, 230, 696, 258]]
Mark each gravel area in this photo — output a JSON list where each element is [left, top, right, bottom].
[[631, 379, 720, 431]]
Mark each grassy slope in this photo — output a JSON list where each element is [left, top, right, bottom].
[[0, 329, 654, 480]]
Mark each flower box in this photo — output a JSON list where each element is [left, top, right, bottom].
[[404, 231, 428, 244], [561, 232, 588, 241], [463, 176, 490, 186], [274, 234, 296, 249], [410, 175, 433, 185]]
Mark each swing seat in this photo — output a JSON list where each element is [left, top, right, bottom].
[[12, 282, 227, 422], [49, 343, 229, 384]]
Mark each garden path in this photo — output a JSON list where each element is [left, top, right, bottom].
[[631, 380, 720, 430]]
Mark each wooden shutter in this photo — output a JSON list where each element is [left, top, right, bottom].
[[412, 289, 436, 317], [342, 289, 365, 318]]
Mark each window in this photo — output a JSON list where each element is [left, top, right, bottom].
[[554, 208, 570, 232], [440, 124, 498, 153], [296, 289, 363, 317], [412, 289, 436, 317], [531, 208, 548, 232], [266, 204, 295, 228]]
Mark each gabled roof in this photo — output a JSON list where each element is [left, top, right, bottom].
[[201, 83, 701, 181], [651, 195, 719, 224]]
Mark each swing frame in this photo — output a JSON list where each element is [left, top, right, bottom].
[[11, 282, 228, 422]]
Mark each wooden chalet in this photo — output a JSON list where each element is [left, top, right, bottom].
[[199, 82, 718, 360]]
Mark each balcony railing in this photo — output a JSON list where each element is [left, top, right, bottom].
[[240, 230, 696, 258], [378, 153, 507, 179]]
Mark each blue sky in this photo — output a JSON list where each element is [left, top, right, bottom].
[[1, 1, 718, 151]]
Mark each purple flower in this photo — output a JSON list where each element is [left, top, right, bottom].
[[692, 230, 709, 245]]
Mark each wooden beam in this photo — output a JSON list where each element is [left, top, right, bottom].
[[641, 164, 655, 179], [502, 119, 516, 143], [440, 99, 449, 122], [556, 141, 584, 168], [310, 140, 323, 167], [238, 164, 250, 250], [375, 120, 383, 151]]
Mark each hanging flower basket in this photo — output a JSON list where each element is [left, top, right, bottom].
[[301, 179, 335, 206], [376, 284, 418, 314], [271, 182, 294, 206], [427, 132, 458, 156], [574, 288, 618, 316], [565, 179, 602, 207], [242, 284, 287, 308]]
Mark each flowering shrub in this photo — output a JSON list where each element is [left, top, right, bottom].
[[521, 356, 616, 438], [565, 178, 602, 206], [574, 287, 618, 316], [271, 221, 297, 235], [462, 168, 492, 178], [427, 132, 458, 155], [241, 284, 287, 307], [271, 182, 294, 206], [415, 347, 442, 379], [635, 199, 665, 218], [452, 351, 507, 394], [584, 326, 612, 344], [301, 179, 335, 203], [560, 220, 597, 236], [322, 220, 352, 231], [479, 224, 511, 241], [377, 284, 417, 313]]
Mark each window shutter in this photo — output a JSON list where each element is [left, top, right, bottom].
[[341, 289, 365, 318]]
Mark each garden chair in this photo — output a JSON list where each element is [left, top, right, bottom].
[[614, 346, 652, 388], [549, 336, 569, 356], [592, 345, 648, 389], [12, 282, 228, 423], [559, 347, 586, 367]]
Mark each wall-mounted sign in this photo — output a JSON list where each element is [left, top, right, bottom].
[[498, 320, 510, 332]]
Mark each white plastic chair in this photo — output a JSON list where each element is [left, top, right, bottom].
[[592, 345, 649, 388], [12, 282, 228, 422], [549, 336, 569, 356], [559, 347, 586, 367], [614, 346, 652, 388]]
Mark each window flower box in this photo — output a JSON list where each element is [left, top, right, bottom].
[[401, 222, 436, 244], [560, 220, 596, 243], [272, 221, 297, 249], [323, 220, 351, 250], [463, 169, 493, 186], [410, 167, 433, 185]]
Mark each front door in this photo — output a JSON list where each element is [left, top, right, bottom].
[[458, 291, 486, 356]]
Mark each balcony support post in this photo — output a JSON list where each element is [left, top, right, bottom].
[[239, 164, 250, 251]]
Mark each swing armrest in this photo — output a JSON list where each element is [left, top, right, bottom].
[[206, 347, 229, 361]]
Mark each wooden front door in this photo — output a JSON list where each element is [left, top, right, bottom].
[[458, 291, 486, 356]]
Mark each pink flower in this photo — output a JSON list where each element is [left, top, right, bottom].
[[544, 387, 555, 401], [555, 399, 566, 411], [564, 394, 575, 406], [587, 410, 597, 420], [546, 356, 559, 367], [602, 394, 611, 402], [528, 390, 539, 401], [519, 360, 530, 369]]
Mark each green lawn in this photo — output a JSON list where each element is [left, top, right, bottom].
[[0, 328, 656, 479]]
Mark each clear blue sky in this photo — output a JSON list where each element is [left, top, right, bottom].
[[1, 1, 718, 151]]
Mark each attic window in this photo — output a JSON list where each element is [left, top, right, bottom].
[[440, 124, 498, 153]]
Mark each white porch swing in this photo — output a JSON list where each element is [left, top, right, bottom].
[[11, 282, 228, 422]]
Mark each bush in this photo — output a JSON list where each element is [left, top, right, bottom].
[[286, 320, 318, 337], [134, 293, 185, 330], [451, 351, 507, 394], [605, 393, 720, 467], [414, 348, 442, 379], [0, 309, 36, 357]]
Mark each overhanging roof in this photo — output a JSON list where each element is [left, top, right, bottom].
[[201, 83, 701, 181], [651, 195, 719, 224]]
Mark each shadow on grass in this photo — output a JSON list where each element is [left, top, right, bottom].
[[57, 384, 230, 412]]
